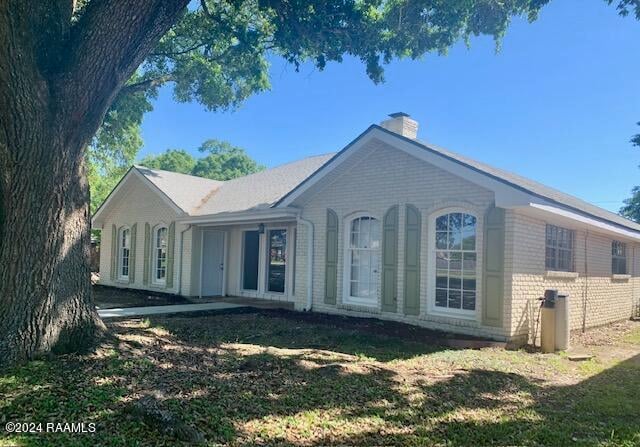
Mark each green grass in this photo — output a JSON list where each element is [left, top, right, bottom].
[[1, 313, 639, 446], [624, 326, 640, 345]]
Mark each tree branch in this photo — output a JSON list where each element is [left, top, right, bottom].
[[120, 75, 174, 96], [58, 0, 190, 152]]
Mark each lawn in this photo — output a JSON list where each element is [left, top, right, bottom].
[[1, 309, 639, 446]]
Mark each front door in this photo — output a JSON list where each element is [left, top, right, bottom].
[[201, 230, 225, 296]]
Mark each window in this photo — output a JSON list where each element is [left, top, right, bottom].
[[267, 229, 287, 293], [612, 241, 627, 275], [153, 226, 168, 284], [545, 224, 575, 272], [118, 227, 130, 280], [434, 212, 477, 312], [346, 216, 381, 305], [242, 231, 260, 290]]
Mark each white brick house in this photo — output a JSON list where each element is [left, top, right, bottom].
[[92, 113, 640, 343]]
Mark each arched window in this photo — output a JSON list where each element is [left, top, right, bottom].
[[345, 215, 381, 305], [153, 226, 168, 285], [434, 212, 477, 313], [118, 227, 130, 280]]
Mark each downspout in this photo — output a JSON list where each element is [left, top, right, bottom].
[[177, 224, 191, 296], [297, 217, 314, 311]]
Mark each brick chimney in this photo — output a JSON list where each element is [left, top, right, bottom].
[[380, 112, 418, 139]]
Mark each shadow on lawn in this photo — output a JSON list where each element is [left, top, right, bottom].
[[1, 313, 639, 446]]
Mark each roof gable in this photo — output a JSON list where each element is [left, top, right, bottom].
[[276, 125, 640, 235]]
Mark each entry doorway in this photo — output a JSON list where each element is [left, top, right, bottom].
[[201, 230, 225, 297]]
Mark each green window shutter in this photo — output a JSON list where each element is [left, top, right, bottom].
[[404, 204, 421, 315], [129, 223, 137, 284], [324, 209, 338, 304], [166, 222, 176, 289], [483, 207, 505, 327], [381, 205, 399, 312], [143, 223, 150, 286], [110, 224, 117, 281]]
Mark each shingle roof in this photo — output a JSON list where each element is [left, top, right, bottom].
[[135, 153, 335, 216], [193, 153, 335, 215], [135, 125, 638, 233], [135, 166, 223, 214], [413, 138, 640, 232]]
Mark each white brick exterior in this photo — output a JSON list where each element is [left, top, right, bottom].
[[97, 175, 193, 296], [505, 210, 640, 344]]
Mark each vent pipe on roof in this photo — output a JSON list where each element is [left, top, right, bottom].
[[380, 112, 418, 139]]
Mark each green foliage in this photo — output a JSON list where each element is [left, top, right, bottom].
[[139, 149, 196, 174], [88, 87, 154, 214], [620, 123, 640, 222], [139, 140, 264, 182], [193, 139, 265, 180], [632, 122, 640, 148]]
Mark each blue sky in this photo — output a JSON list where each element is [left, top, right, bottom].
[[140, 0, 640, 213]]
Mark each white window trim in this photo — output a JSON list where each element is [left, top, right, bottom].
[[236, 224, 295, 299], [426, 207, 479, 320], [117, 225, 131, 282], [152, 224, 168, 286], [265, 227, 289, 295], [342, 212, 381, 308], [612, 240, 628, 275], [240, 229, 261, 292]]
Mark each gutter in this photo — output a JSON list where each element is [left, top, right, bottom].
[[178, 208, 299, 225], [297, 217, 314, 311]]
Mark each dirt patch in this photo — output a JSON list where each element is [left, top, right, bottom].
[[571, 319, 640, 347], [93, 285, 188, 309], [242, 308, 504, 347]]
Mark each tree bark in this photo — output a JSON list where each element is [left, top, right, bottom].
[[0, 0, 189, 366]]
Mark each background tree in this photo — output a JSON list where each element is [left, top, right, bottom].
[[138, 140, 264, 181], [3, 0, 637, 365], [620, 123, 640, 222], [140, 149, 197, 175], [192, 140, 265, 180]]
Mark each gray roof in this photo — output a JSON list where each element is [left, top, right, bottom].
[[135, 153, 334, 216], [135, 166, 223, 214], [415, 138, 640, 232], [194, 153, 335, 215], [135, 125, 638, 233]]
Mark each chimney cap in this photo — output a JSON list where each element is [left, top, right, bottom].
[[388, 112, 410, 118]]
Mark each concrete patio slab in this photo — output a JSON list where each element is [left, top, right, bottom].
[[98, 302, 247, 319]]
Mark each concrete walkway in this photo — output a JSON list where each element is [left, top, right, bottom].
[[98, 302, 247, 319]]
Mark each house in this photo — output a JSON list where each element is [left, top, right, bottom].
[[92, 113, 640, 344]]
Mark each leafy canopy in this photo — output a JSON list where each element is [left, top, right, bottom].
[[140, 149, 197, 174], [139, 140, 265, 181], [85, 0, 640, 214]]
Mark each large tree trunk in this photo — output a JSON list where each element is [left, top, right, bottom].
[[0, 136, 105, 365], [0, 0, 189, 366]]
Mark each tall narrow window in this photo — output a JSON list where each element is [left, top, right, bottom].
[[119, 227, 130, 280], [153, 226, 168, 285], [612, 240, 627, 275], [346, 216, 381, 305], [267, 229, 287, 293], [242, 231, 260, 290], [545, 224, 575, 272], [435, 212, 477, 312]]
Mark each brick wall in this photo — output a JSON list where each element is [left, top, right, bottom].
[[505, 210, 640, 344], [97, 175, 192, 295], [295, 137, 512, 340]]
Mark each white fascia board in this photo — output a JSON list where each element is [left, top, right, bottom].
[[277, 126, 534, 209], [373, 130, 535, 207], [523, 202, 640, 242], [178, 208, 300, 225], [91, 167, 185, 228], [275, 133, 373, 208]]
